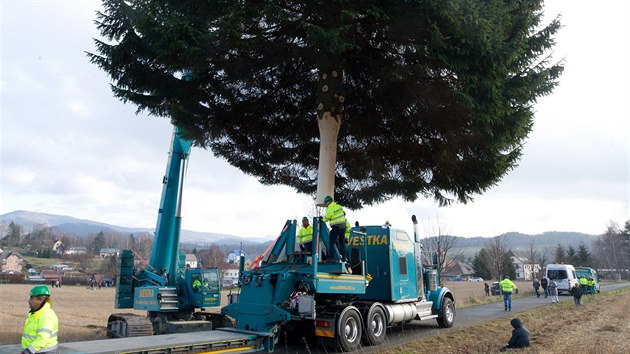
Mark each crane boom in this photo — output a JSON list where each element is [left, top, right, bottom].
[[108, 126, 226, 338], [149, 127, 192, 285]]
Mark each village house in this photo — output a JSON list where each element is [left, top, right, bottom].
[[64, 246, 88, 255], [99, 248, 120, 258], [1, 251, 24, 274], [185, 254, 198, 268], [226, 250, 247, 264], [441, 259, 474, 281], [220, 267, 240, 287], [511, 255, 542, 280]]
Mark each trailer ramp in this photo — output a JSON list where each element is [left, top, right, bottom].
[[0, 329, 263, 354]]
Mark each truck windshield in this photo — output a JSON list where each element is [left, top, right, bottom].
[[576, 268, 595, 277], [203, 270, 220, 291]]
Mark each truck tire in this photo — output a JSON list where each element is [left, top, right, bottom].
[[337, 306, 362, 352], [437, 297, 455, 328], [362, 304, 386, 346]]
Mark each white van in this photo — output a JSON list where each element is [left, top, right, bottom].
[[545, 264, 579, 295]]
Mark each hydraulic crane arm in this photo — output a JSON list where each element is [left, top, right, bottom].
[[148, 127, 193, 285]]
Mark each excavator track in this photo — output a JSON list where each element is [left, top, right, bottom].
[[107, 313, 154, 338]]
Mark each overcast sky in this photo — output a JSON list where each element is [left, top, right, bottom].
[[1, 1, 628, 241]]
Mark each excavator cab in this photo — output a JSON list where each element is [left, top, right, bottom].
[[183, 268, 221, 309]]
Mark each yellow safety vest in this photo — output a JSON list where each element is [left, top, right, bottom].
[[345, 221, 351, 240], [22, 302, 58, 353], [499, 279, 516, 292], [588, 279, 595, 287], [579, 277, 588, 285], [324, 202, 346, 226], [297, 225, 313, 244]]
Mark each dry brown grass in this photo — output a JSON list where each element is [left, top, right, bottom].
[[0, 284, 231, 345], [382, 287, 630, 354], [445, 280, 534, 308]]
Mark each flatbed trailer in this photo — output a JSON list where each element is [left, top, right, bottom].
[[0, 329, 266, 354]]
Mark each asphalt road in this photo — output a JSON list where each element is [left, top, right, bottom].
[[276, 282, 630, 353]]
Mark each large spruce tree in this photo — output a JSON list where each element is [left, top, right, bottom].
[[89, 0, 563, 209]]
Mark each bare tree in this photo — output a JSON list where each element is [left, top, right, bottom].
[[525, 241, 543, 280], [593, 222, 630, 278], [538, 252, 548, 274], [423, 216, 466, 280], [486, 235, 511, 280], [133, 234, 154, 261], [197, 245, 226, 269]]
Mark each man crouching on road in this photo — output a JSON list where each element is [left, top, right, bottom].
[[500, 318, 530, 352]]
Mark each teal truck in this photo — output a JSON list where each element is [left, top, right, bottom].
[[221, 214, 456, 351]]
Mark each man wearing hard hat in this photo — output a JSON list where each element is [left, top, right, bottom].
[[22, 285, 58, 354], [323, 195, 348, 262], [499, 276, 517, 311], [297, 217, 314, 253]]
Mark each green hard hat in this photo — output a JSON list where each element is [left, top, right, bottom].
[[323, 196, 333, 204], [30, 285, 51, 297]]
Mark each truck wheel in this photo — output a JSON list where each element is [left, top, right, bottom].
[[437, 297, 455, 328], [363, 305, 386, 345], [337, 307, 362, 352]]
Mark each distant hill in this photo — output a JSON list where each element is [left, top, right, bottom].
[[0, 210, 269, 245], [425, 231, 599, 258], [1, 210, 600, 252]]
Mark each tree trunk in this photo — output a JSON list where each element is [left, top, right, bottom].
[[315, 64, 344, 205]]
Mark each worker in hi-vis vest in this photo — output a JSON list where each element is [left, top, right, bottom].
[[297, 217, 314, 253], [499, 276, 517, 311], [323, 195, 348, 262], [22, 285, 59, 354]]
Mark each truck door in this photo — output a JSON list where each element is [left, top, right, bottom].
[[201, 269, 221, 307], [396, 252, 411, 299], [393, 231, 414, 300], [190, 272, 204, 307]]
